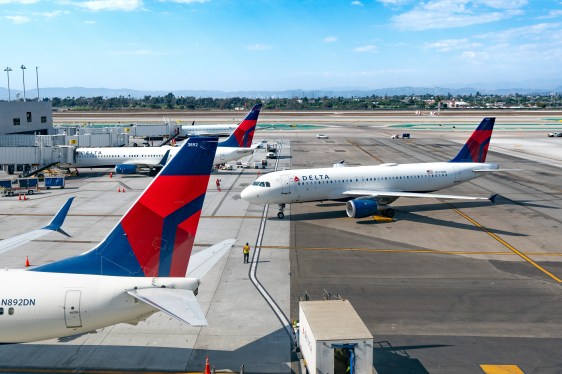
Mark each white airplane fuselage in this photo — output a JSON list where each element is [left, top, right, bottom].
[[0, 270, 198, 343], [181, 124, 237, 137], [65, 145, 253, 169], [241, 162, 498, 204]]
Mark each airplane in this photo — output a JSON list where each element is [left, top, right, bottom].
[[241, 117, 499, 219], [181, 121, 238, 137], [0, 197, 74, 256], [63, 104, 262, 175], [0, 137, 235, 343]]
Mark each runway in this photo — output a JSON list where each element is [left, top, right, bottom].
[[1, 111, 561, 373]]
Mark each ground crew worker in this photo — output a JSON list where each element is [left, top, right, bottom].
[[216, 178, 221, 191], [243, 242, 250, 264]]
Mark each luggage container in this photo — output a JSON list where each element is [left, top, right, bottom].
[[44, 176, 65, 189], [17, 178, 39, 195], [299, 300, 374, 374]]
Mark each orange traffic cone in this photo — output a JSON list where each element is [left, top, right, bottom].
[[204, 356, 211, 374], [18, 194, 22, 201], [25, 256, 30, 267], [118, 187, 122, 192], [122, 188, 125, 193], [23, 195, 28, 200], [109, 172, 113, 178]]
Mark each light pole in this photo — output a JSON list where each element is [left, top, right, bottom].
[[35, 66, 39, 101], [21, 64, 26, 101], [4, 67, 12, 101]]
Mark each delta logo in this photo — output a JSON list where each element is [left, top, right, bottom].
[[294, 176, 300, 182], [298, 174, 331, 181]]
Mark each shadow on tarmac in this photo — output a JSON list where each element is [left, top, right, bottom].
[[0, 328, 294, 373], [373, 340, 450, 374]]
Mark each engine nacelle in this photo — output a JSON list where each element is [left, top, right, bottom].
[[346, 199, 379, 218], [115, 164, 138, 174]]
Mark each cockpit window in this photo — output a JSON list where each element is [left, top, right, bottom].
[[252, 181, 260, 186], [265, 182, 271, 187], [259, 182, 265, 187]]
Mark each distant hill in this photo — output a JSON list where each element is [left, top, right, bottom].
[[0, 85, 560, 100]]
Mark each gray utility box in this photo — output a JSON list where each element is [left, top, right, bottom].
[[299, 300, 374, 374]]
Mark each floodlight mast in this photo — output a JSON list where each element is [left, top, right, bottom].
[[21, 64, 26, 101], [4, 67, 13, 101]]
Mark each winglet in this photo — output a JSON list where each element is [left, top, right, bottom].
[[42, 197, 74, 237], [489, 194, 498, 204], [157, 149, 171, 166]]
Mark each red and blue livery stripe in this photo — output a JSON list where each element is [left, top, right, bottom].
[[32, 137, 218, 277], [218, 104, 261, 148], [450, 117, 495, 163]]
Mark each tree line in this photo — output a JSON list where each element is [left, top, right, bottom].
[[43, 92, 562, 111]]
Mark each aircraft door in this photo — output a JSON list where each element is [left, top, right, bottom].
[[64, 290, 82, 328], [281, 175, 292, 194], [454, 166, 461, 183]]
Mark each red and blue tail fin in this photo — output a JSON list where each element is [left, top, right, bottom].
[[32, 137, 218, 277], [218, 104, 261, 148], [450, 117, 495, 163]]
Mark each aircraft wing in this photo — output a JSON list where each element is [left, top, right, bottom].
[[343, 190, 495, 202], [127, 288, 207, 326], [0, 197, 74, 256], [187, 239, 235, 279]]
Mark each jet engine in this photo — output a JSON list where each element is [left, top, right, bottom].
[[115, 164, 138, 174], [346, 199, 379, 218]]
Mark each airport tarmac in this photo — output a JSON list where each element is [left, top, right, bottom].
[[1, 111, 562, 373]]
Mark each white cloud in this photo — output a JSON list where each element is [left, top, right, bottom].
[[158, 0, 209, 3], [324, 36, 337, 43], [425, 38, 481, 51], [111, 49, 169, 56], [538, 9, 562, 19], [0, 0, 38, 4], [4, 15, 30, 23], [477, 22, 562, 41], [245, 44, 272, 51], [73, 0, 143, 11], [34, 10, 70, 18], [354, 44, 377, 52], [391, 0, 526, 30], [351, 1, 363, 6]]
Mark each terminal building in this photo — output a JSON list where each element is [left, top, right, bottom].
[[0, 101, 178, 175], [0, 101, 53, 135]]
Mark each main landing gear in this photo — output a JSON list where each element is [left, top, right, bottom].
[[381, 208, 395, 218], [277, 204, 286, 219]]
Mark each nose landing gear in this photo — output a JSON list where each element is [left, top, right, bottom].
[[277, 204, 286, 219]]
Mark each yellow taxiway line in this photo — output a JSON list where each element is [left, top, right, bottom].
[[446, 202, 562, 283]]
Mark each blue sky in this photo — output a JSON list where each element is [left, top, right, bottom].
[[1, 0, 561, 91]]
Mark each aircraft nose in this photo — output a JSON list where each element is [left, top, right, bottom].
[[240, 186, 252, 201]]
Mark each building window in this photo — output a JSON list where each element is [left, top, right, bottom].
[[41, 116, 47, 123], [13, 118, 21, 126], [26, 112, 32, 122]]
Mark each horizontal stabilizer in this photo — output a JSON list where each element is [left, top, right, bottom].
[[128, 288, 207, 326], [0, 197, 74, 256], [187, 239, 235, 279], [343, 190, 492, 201]]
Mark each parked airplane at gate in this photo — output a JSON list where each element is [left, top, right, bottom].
[[64, 104, 262, 175], [181, 121, 238, 137], [0, 137, 235, 343], [241, 118, 499, 219]]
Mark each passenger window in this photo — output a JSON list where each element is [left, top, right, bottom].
[[0, 307, 3, 315], [8, 307, 14, 315]]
